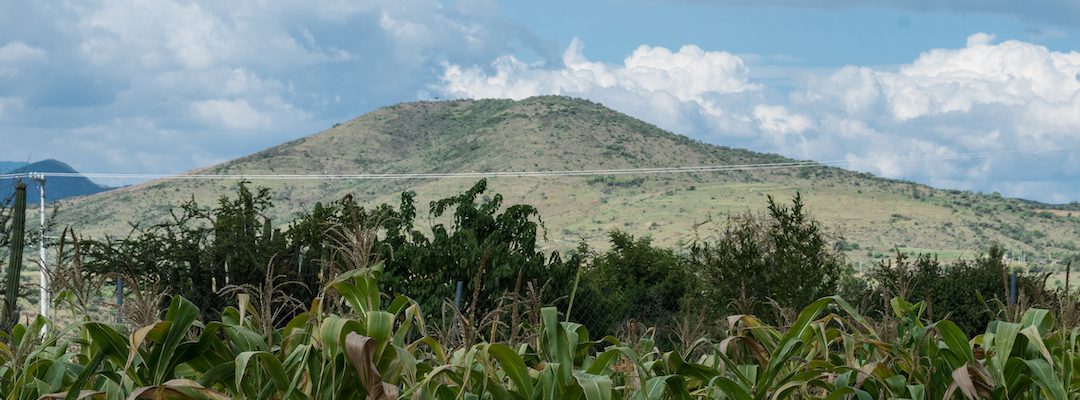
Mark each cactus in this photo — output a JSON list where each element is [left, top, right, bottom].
[[261, 217, 273, 244], [2, 182, 27, 330]]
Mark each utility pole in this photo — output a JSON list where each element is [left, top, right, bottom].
[[30, 173, 47, 323]]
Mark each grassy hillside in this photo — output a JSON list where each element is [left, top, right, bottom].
[[54, 96, 1080, 266]]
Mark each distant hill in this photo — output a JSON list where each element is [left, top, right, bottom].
[[0, 161, 28, 173], [54, 96, 1080, 265], [0, 159, 113, 202]]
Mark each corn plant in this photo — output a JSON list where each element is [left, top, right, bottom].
[[4, 261, 1080, 399]]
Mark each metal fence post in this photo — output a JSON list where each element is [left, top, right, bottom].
[[454, 281, 464, 310], [116, 279, 124, 324], [1009, 272, 1017, 306]]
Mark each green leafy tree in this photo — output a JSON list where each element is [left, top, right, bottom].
[[377, 179, 577, 318], [573, 231, 695, 342], [282, 200, 343, 299], [690, 193, 845, 323], [865, 244, 1053, 335], [82, 180, 574, 325], [207, 184, 275, 288], [83, 182, 290, 318]]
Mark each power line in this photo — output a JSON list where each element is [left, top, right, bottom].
[[1, 145, 1077, 181]]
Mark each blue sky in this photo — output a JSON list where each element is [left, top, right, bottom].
[[1, 1, 1079, 202], [507, 2, 1070, 65]]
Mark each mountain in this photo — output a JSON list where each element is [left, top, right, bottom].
[[0, 161, 28, 173], [54, 96, 1080, 266], [1, 159, 113, 202]]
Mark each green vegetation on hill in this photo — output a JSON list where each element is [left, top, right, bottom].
[[52, 96, 1080, 265]]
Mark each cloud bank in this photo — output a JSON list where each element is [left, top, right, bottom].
[[0, 0, 541, 182], [2, 0, 1078, 202], [436, 34, 1080, 202]]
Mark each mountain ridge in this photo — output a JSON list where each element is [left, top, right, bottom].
[[0, 161, 28, 173], [53, 96, 1080, 264], [1, 159, 113, 202]]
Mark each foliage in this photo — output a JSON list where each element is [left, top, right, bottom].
[[10, 178, 1076, 398], [45, 226, 106, 319], [338, 179, 579, 321], [863, 245, 1055, 335], [80, 182, 361, 322], [573, 231, 697, 344], [4, 261, 1080, 399], [80, 180, 576, 325], [690, 193, 846, 323]]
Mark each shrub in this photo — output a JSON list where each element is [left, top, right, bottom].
[[572, 231, 696, 343], [690, 193, 845, 323], [863, 244, 1054, 335], [377, 179, 578, 319], [81, 180, 577, 325]]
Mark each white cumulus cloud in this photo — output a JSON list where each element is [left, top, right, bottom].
[[437, 34, 1080, 202], [0, 0, 539, 181], [438, 38, 761, 139], [190, 99, 272, 131], [440, 37, 757, 102], [753, 104, 812, 135], [0, 97, 25, 118], [794, 33, 1080, 200], [0, 41, 46, 76], [190, 97, 311, 131], [0, 41, 46, 63]]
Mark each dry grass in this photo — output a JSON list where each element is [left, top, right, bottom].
[[219, 265, 308, 345], [432, 279, 556, 352], [1055, 262, 1080, 330], [671, 306, 713, 358], [117, 273, 166, 328], [40, 227, 105, 320]]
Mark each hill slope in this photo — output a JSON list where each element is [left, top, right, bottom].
[[56, 96, 1080, 264], [0, 161, 28, 172], [1, 159, 113, 202]]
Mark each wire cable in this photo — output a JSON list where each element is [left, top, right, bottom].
[[1, 145, 1077, 181]]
